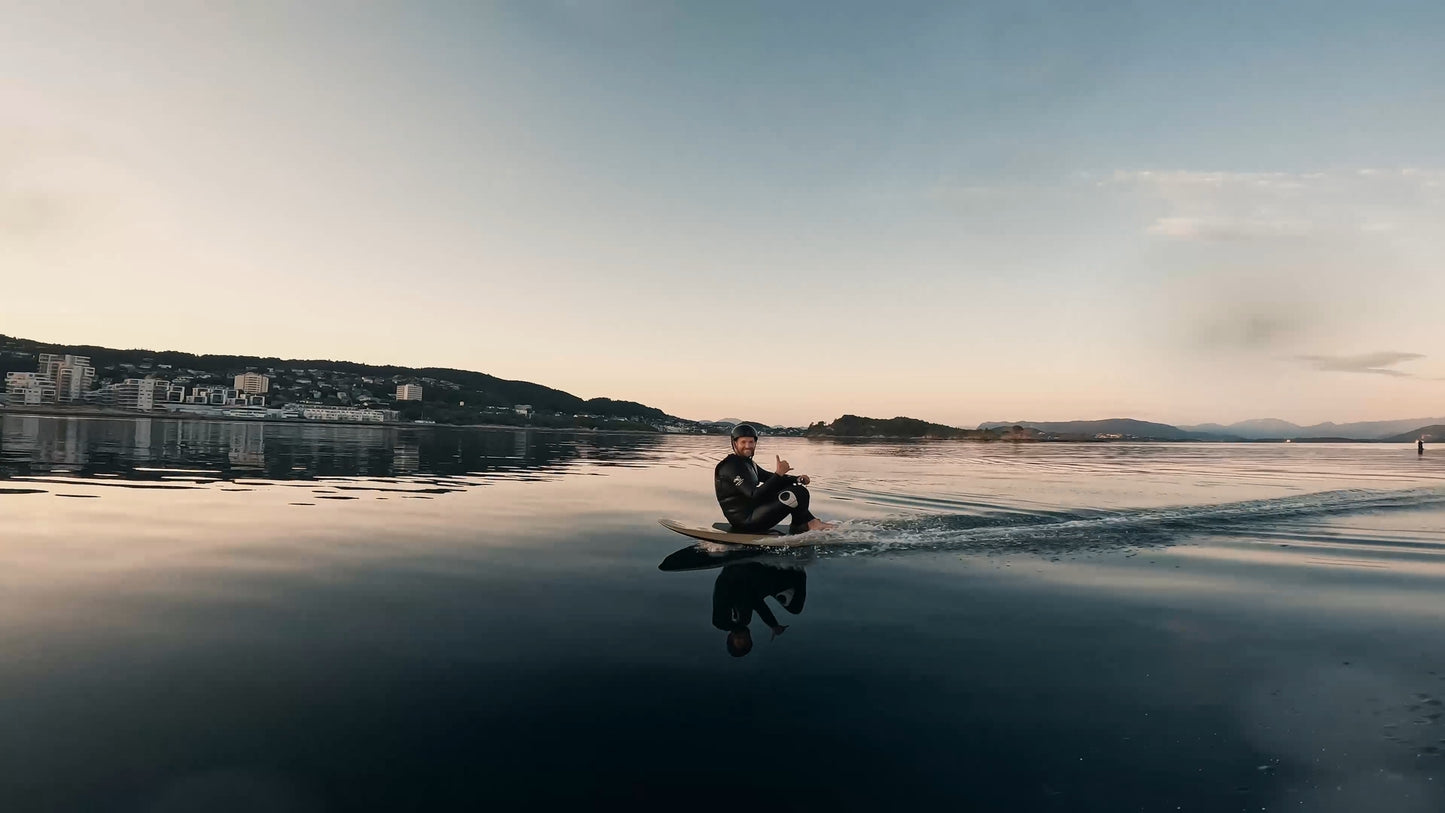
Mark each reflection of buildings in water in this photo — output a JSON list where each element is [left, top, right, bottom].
[[227, 422, 267, 469], [2, 416, 249, 474], [88, 418, 148, 462], [178, 420, 226, 452], [285, 423, 399, 477], [392, 439, 420, 474], [0, 416, 40, 475], [133, 418, 152, 454], [157, 419, 184, 459], [1, 415, 43, 459], [0, 415, 88, 467], [59, 419, 84, 467], [3, 417, 673, 481]]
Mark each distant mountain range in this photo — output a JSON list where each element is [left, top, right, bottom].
[[1177, 417, 1445, 440], [980, 417, 1445, 441], [977, 418, 1201, 440], [1380, 425, 1445, 444]]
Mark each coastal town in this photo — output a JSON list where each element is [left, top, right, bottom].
[[3, 352, 407, 422], [0, 343, 778, 434]]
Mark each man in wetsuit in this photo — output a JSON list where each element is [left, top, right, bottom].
[[714, 424, 835, 534], [712, 562, 808, 657]]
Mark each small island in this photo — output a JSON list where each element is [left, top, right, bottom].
[[806, 415, 1008, 440]]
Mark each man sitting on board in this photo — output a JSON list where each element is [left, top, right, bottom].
[[714, 424, 835, 534]]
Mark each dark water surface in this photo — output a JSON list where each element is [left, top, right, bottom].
[[3, 415, 1445, 811]]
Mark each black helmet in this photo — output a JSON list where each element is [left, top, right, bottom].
[[730, 423, 759, 441]]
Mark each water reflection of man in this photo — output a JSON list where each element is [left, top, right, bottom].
[[712, 563, 807, 657]]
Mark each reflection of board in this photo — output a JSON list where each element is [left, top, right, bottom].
[[658, 543, 793, 572], [657, 518, 812, 548]]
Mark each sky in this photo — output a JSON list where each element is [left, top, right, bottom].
[[2, 1, 1443, 427]]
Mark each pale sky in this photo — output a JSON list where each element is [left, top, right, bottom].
[[2, 1, 1442, 427]]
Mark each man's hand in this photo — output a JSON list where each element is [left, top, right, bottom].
[[798, 475, 811, 485], [774, 455, 792, 475], [770, 625, 788, 640]]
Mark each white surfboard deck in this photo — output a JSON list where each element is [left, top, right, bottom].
[[658, 518, 813, 548]]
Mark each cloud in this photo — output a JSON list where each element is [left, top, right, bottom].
[[1113, 170, 1319, 194], [0, 186, 68, 237], [1110, 168, 1444, 242], [0, 127, 149, 241], [1296, 352, 1425, 377], [1147, 216, 1312, 241], [1194, 309, 1303, 351]]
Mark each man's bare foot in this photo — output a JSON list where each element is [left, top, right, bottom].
[[806, 519, 837, 532]]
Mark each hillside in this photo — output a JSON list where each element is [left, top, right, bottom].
[[1179, 418, 1301, 438], [1381, 425, 1445, 443], [1180, 417, 1445, 440], [0, 334, 674, 424]]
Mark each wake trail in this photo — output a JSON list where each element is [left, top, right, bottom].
[[809, 487, 1445, 558]]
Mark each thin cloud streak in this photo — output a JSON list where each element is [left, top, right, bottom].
[[1296, 352, 1426, 378], [1147, 216, 1313, 241], [1112, 168, 1445, 241]]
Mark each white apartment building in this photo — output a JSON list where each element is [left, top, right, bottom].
[[125, 379, 166, 411], [37, 354, 95, 402], [298, 404, 398, 423], [185, 385, 259, 407], [396, 384, 423, 401], [234, 372, 271, 395], [4, 372, 56, 405], [221, 407, 270, 420], [92, 378, 168, 411]]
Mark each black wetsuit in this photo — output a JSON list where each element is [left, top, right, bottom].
[[711, 563, 808, 633], [714, 453, 817, 533], [1420, 440, 1426, 455]]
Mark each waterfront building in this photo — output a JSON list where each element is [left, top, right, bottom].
[[92, 378, 168, 411], [396, 383, 423, 401], [4, 372, 56, 405], [233, 372, 272, 396], [296, 404, 399, 423], [37, 354, 95, 402], [187, 385, 248, 406], [6, 355, 94, 405]]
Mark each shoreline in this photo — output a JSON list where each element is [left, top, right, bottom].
[[0, 408, 1413, 443], [806, 436, 1396, 443], [0, 406, 668, 435]]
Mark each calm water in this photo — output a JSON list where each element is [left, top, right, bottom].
[[3, 415, 1445, 811]]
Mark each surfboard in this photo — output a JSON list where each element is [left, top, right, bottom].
[[657, 518, 813, 548]]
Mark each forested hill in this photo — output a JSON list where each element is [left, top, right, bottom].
[[0, 334, 672, 421], [805, 415, 996, 439]]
